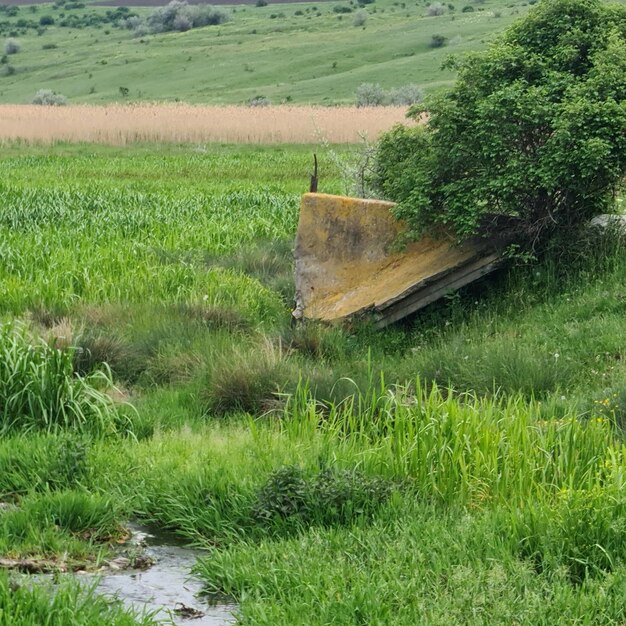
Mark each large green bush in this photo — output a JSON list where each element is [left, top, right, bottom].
[[372, 0, 626, 245]]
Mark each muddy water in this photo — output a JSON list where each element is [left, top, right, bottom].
[[95, 524, 237, 625]]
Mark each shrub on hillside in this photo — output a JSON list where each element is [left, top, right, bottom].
[[131, 0, 229, 35], [388, 83, 423, 105], [352, 8, 367, 26], [355, 82, 385, 107], [425, 1, 445, 15], [4, 38, 20, 55], [31, 88, 67, 105], [429, 33, 447, 47], [39, 15, 55, 25], [355, 82, 423, 107], [370, 0, 626, 248], [247, 94, 271, 107]]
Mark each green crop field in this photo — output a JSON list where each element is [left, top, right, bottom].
[[0, 0, 534, 105], [2, 141, 626, 624]]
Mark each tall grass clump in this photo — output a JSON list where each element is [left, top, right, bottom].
[[203, 339, 295, 416], [0, 434, 89, 498], [0, 489, 128, 561], [14, 490, 124, 542], [0, 323, 128, 435], [0, 571, 153, 625], [283, 380, 619, 505]]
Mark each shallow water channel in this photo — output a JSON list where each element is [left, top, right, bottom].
[[94, 524, 237, 625]]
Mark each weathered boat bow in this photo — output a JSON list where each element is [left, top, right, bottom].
[[293, 193, 503, 328]]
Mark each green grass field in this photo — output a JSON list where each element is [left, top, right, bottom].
[[2, 142, 626, 624], [0, 0, 533, 105]]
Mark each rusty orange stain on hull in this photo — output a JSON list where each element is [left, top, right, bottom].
[[294, 193, 490, 323]]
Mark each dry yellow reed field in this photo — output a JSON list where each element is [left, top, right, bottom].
[[0, 104, 413, 145]]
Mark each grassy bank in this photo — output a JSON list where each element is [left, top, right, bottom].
[[2, 142, 626, 624]]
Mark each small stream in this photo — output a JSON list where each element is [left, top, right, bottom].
[[93, 524, 237, 625]]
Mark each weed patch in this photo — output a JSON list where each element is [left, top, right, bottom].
[[252, 465, 394, 532]]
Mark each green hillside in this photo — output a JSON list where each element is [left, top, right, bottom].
[[0, 0, 535, 104]]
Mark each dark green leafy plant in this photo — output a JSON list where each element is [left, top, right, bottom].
[[251, 465, 394, 530], [372, 0, 626, 247]]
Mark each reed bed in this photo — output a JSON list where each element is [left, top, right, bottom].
[[0, 104, 412, 145]]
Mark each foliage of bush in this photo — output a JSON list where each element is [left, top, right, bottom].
[[429, 33, 447, 47], [127, 0, 230, 35], [31, 88, 68, 105], [425, 1, 446, 15], [4, 37, 20, 55], [247, 94, 271, 107], [352, 8, 368, 26], [388, 84, 423, 105], [356, 82, 423, 107], [39, 15, 55, 25], [252, 465, 393, 530], [54, 7, 133, 29], [0, 6, 18, 18], [355, 82, 386, 107], [371, 0, 626, 246]]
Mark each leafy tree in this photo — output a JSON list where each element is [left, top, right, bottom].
[[371, 0, 626, 247]]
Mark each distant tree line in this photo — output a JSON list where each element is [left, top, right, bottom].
[[0, 0, 228, 38]]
